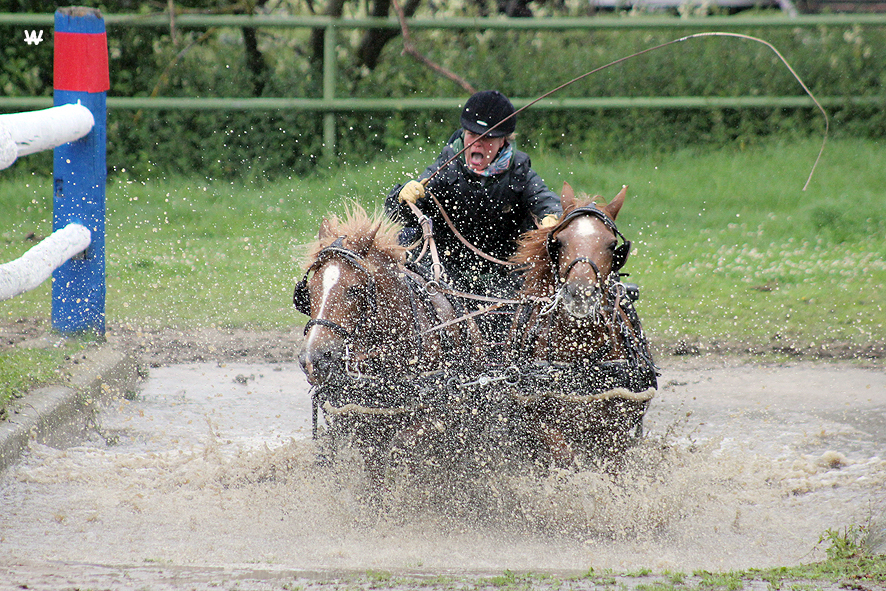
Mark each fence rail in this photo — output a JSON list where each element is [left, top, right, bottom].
[[5, 12, 886, 28], [0, 223, 91, 302], [3, 11, 885, 159], [0, 103, 94, 169], [0, 95, 883, 111]]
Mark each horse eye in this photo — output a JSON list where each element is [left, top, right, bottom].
[[346, 285, 366, 300]]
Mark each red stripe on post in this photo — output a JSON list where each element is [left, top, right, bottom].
[[53, 32, 110, 93]]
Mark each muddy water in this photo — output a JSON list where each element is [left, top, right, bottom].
[[1, 359, 884, 587]]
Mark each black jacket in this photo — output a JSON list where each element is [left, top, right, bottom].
[[385, 130, 562, 296]]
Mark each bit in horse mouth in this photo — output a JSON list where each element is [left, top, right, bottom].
[[563, 285, 603, 320]]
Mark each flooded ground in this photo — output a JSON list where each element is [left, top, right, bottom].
[[1, 358, 884, 589]]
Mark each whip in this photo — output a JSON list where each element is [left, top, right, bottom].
[[424, 31, 828, 191]]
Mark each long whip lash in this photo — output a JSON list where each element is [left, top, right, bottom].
[[428, 31, 828, 191]]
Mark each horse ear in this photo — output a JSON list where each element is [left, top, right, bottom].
[[318, 218, 334, 240], [365, 222, 382, 253], [560, 182, 575, 211], [352, 221, 381, 255], [602, 185, 627, 220]]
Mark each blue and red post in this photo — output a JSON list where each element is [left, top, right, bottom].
[[52, 6, 109, 337]]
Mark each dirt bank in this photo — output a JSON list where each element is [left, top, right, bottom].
[[2, 317, 883, 369]]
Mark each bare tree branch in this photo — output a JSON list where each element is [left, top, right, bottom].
[[357, 0, 402, 70], [392, 0, 476, 95]]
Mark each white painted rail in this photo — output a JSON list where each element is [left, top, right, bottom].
[[1, 102, 96, 302], [0, 103, 95, 170], [0, 223, 92, 302]]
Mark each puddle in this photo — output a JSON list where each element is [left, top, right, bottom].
[[1, 360, 884, 587]]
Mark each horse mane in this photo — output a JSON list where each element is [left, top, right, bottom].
[[511, 191, 599, 298], [303, 202, 406, 268]]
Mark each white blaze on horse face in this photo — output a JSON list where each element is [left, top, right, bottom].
[[572, 216, 605, 238], [304, 262, 341, 349], [317, 263, 340, 316], [563, 217, 611, 284]]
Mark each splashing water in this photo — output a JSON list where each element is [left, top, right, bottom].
[[1, 360, 884, 577]]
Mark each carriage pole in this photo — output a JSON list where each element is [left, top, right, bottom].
[[51, 6, 109, 336]]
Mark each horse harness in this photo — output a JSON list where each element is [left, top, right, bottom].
[[514, 205, 654, 371], [545, 204, 631, 283], [293, 237, 379, 341], [294, 236, 470, 374]]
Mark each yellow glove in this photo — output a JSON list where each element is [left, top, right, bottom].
[[398, 180, 425, 204], [540, 214, 559, 228]]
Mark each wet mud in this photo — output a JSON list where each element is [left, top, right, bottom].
[[1, 359, 884, 589]]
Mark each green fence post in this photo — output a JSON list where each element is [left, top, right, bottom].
[[322, 20, 336, 167]]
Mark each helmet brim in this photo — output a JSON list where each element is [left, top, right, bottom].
[[461, 118, 513, 138]]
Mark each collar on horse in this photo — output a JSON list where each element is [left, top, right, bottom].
[[545, 205, 631, 280], [293, 236, 379, 337]]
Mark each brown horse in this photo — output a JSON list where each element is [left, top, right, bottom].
[[509, 183, 657, 468], [295, 204, 483, 485], [297, 205, 480, 385]]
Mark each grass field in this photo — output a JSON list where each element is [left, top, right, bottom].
[[1, 136, 884, 578], [2, 136, 883, 354]]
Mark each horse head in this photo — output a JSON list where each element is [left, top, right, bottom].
[[550, 182, 629, 320], [295, 208, 415, 386], [511, 183, 633, 362]]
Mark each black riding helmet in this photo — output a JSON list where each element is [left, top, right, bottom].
[[460, 90, 516, 138]]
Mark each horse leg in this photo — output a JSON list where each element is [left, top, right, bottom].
[[349, 416, 400, 508], [521, 406, 577, 471], [537, 422, 577, 470]]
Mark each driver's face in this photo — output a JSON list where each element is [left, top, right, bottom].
[[463, 130, 506, 173]]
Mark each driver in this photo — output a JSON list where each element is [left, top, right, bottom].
[[384, 90, 562, 299]]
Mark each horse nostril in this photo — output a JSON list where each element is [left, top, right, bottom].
[[300, 347, 344, 384], [297, 347, 310, 373], [563, 282, 601, 320]]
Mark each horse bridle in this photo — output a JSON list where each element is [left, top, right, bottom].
[[545, 205, 631, 284], [293, 236, 379, 339]]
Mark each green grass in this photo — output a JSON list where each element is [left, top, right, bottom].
[[0, 347, 71, 420], [1, 137, 884, 353], [148, 551, 884, 591], [326, 550, 886, 590], [1, 137, 883, 582]]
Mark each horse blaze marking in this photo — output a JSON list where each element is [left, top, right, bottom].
[[304, 263, 340, 348], [572, 217, 605, 238]]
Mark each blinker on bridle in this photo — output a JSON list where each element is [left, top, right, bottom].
[[545, 205, 631, 281], [293, 236, 379, 336]]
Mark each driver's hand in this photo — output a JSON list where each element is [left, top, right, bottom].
[[398, 180, 425, 204], [540, 214, 559, 228]]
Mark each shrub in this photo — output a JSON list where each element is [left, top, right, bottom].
[[2, 6, 885, 179]]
